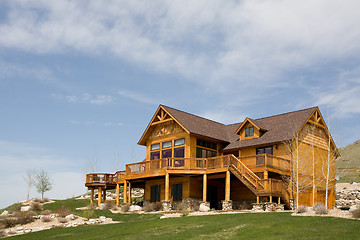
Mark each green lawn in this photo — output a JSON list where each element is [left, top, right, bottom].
[[6, 211, 360, 240]]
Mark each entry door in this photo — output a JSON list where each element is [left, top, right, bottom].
[[207, 186, 219, 210]]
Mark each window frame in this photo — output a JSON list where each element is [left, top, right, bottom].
[[245, 126, 254, 137]]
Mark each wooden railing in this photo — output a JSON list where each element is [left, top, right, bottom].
[[86, 173, 117, 185], [237, 154, 290, 173]]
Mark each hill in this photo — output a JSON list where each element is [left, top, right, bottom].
[[336, 140, 360, 182]]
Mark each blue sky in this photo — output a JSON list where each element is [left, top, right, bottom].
[[1, 0, 360, 208]]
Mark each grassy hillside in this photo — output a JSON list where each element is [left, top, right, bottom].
[[336, 140, 360, 182]]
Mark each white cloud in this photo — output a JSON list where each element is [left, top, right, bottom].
[[118, 89, 159, 105], [53, 93, 115, 105]]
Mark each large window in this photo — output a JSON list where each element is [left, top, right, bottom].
[[196, 139, 217, 158], [150, 185, 161, 202], [172, 184, 182, 201], [149, 138, 185, 160], [245, 127, 254, 137], [196, 148, 217, 158], [256, 146, 273, 165], [197, 139, 217, 150]]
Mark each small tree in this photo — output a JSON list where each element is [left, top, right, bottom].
[[36, 169, 53, 199], [23, 168, 37, 199]]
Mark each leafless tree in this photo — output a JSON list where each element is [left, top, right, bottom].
[[23, 168, 37, 199]]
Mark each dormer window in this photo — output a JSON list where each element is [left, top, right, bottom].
[[245, 127, 254, 137]]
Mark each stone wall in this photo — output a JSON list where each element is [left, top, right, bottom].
[[336, 184, 360, 209]]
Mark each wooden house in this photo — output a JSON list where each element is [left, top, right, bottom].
[[85, 105, 339, 210]]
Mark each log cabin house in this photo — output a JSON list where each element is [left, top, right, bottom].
[[85, 105, 339, 210]]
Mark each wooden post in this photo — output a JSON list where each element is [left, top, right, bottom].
[[203, 174, 207, 202], [128, 181, 132, 204], [116, 184, 120, 206], [103, 189, 106, 202], [225, 170, 230, 201], [90, 188, 94, 205], [165, 173, 169, 201], [257, 196, 259, 204], [98, 187, 102, 206], [278, 197, 281, 204], [264, 171, 268, 191], [269, 195, 272, 203], [124, 180, 127, 204]]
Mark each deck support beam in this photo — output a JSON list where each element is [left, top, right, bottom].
[[98, 187, 102, 206], [103, 189, 106, 202], [257, 196, 259, 204], [124, 180, 127, 204], [90, 188, 94, 205], [203, 174, 207, 202], [269, 195, 272, 203], [225, 170, 230, 201], [165, 173, 170, 201], [116, 184, 120, 206], [128, 181, 132, 204], [278, 197, 281, 204]]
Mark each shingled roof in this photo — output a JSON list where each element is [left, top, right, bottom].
[[161, 105, 317, 150]]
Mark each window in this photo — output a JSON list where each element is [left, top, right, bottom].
[[196, 147, 217, 158], [150, 151, 160, 160], [162, 141, 172, 149], [196, 139, 217, 150], [151, 185, 161, 202], [245, 127, 254, 137], [162, 149, 172, 158], [172, 184, 182, 201], [174, 138, 185, 146], [151, 143, 160, 151], [256, 146, 273, 155], [174, 147, 184, 158]]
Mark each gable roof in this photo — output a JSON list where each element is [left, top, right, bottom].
[[138, 104, 319, 150]]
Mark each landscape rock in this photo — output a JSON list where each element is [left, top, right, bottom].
[[99, 203, 108, 210], [21, 206, 31, 212], [129, 205, 142, 212], [65, 214, 76, 220], [1, 210, 9, 216], [159, 216, 166, 219], [199, 203, 210, 212], [99, 216, 106, 222]]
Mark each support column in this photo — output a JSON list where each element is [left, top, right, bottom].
[[103, 189, 106, 202], [269, 195, 272, 203], [165, 173, 169, 201], [225, 170, 230, 201], [116, 184, 120, 206], [98, 187, 102, 206], [90, 188, 94, 205], [203, 174, 207, 202], [257, 196, 260, 204], [278, 197, 281, 204], [123, 180, 127, 204], [128, 182, 132, 204]]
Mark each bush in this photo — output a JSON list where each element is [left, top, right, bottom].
[[175, 202, 186, 211], [41, 216, 52, 222], [13, 211, 36, 225], [33, 198, 42, 203], [2, 217, 17, 228], [43, 198, 50, 203], [192, 201, 200, 212], [120, 203, 129, 213], [313, 203, 328, 215], [0, 223, 5, 229], [0, 229, 4, 238], [295, 205, 307, 214], [144, 202, 163, 212], [41, 210, 52, 215], [83, 209, 95, 220], [56, 206, 72, 218], [8, 203, 22, 213], [31, 202, 43, 211], [351, 206, 360, 219], [58, 218, 68, 223], [105, 200, 116, 209]]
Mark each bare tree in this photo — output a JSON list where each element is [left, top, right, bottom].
[[23, 168, 37, 199], [35, 169, 53, 199]]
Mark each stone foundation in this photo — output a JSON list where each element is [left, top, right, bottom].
[[232, 200, 253, 210], [252, 202, 285, 212], [222, 200, 233, 211], [162, 201, 171, 212], [252, 203, 265, 211]]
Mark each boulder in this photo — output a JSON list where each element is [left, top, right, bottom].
[[159, 216, 166, 219], [21, 206, 31, 212], [98, 203, 108, 210], [199, 203, 210, 212], [1, 210, 8, 216], [99, 216, 106, 222], [129, 205, 142, 212], [65, 214, 76, 220]]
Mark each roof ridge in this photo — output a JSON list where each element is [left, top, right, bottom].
[[252, 106, 317, 121], [161, 104, 227, 127]]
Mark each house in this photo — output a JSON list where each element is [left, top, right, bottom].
[[85, 105, 339, 210]]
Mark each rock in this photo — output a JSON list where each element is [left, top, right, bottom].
[[21, 206, 31, 212], [65, 214, 76, 220], [99, 203, 108, 210], [199, 203, 210, 212], [8, 228, 16, 234], [24, 229, 32, 233], [99, 216, 106, 222], [1, 210, 8, 216], [16, 227, 24, 231], [159, 216, 166, 219], [129, 205, 142, 212]]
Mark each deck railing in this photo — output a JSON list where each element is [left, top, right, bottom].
[[85, 173, 117, 185]]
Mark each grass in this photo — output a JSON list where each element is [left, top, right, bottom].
[[5, 211, 360, 240], [336, 140, 360, 183]]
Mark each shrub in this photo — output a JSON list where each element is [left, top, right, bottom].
[[56, 206, 72, 218], [0, 223, 5, 229], [41, 210, 52, 215], [8, 203, 22, 213], [153, 202, 163, 211], [1, 217, 17, 228], [105, 200, 116, 209], [351, 206, 360, 219], [43, 198, 50, 203], [42, 216, 52, 222], [295, 205, 307, 214], [192, 201, 200, 212], [33, 198, 42, 203], [31, 202, 43, 211], [175, 202, 186, 211], [313, 203, 328, 215], [13, 211, 36, 225], [0, 229, 4, 238], [58, 218, 68, 223], [120, 203, 129, 213], [83, 209, 95, 220], [144, 202, 163, 212]]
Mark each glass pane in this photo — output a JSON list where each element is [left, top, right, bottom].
[[265, 147, 273, 155], [162, 141, 172, 149], [174, 147, 184, 158], [150, 151, 160, 160], [174, 138, 185, 146], [151, 143, 160, 151], [162, 149, 172, 158]]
